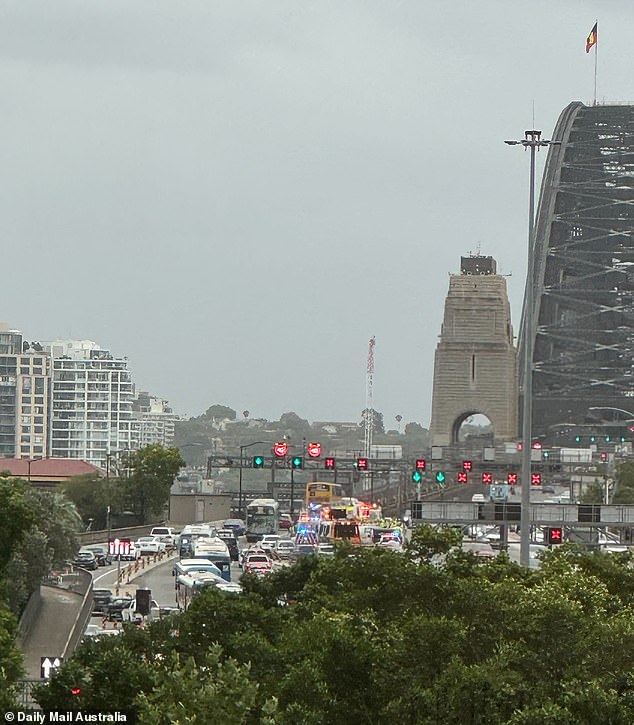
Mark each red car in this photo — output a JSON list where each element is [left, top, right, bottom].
[[279, 514, 293, 530]]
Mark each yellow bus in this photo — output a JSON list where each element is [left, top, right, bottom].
[[305, 482, 345, 508]]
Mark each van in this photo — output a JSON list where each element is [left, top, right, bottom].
[[150, 526, 177, 546], [471, 493, 486, 503]]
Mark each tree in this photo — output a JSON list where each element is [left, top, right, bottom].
[[203, 405, 237, 421], [360, 408, 385, 435], [121, 445, 185, 524], [62, 474, 114, 530], [0, 478, 36, 570]]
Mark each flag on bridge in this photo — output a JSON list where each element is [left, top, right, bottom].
[[586, 22, 597, 53]]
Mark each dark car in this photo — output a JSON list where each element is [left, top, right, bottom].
[[92, 588, 114, 614], [73, 550, 98, 571], [105, 597, 134, 622], [223, 519, 246, 537], [83, 545, 112, 567], [541, 485, 556, 494]]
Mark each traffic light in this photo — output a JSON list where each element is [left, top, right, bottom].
[[273, 442, 288, 457], [71, 688, 81, 697], [307, 442, 322, 458], [324, 457, 336, 469], [605, 435, 611, 442], [463, 460, 473, 472], [356, 458, 368, 471], [457, 472, 468, 483], [507, 472, 518, 484], [415, 459, 426, 470], [547, 527, 563, 545], [412, 470, 422, 483], [575, 435, 581, 442], [482, 472, 493, 484], [531, 473, 541, 485], [600, 451, 607, 461], [292, 456, 303, 469], [435, 471, 446, 484], [253, 455, 264, 469]]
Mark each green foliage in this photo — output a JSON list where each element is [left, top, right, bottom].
[[615, 461, 634, 503], [34, 542, 634, 722], [62, 474, 115, 529], [121, 445, 185, 524], [203, 404, 237, 421], [0, 477, 36, 570]]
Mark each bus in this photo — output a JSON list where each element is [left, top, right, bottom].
[[191, 537, 232, 581], [176, 572, 241, 610], [305, 482, 345, 508], [245, 498, 280, 542]]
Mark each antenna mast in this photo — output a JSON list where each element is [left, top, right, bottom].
[[364, 336, 376, 458]]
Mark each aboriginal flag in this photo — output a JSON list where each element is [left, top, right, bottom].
[[586, 22, 597, 53]]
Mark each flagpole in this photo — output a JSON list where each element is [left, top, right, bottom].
[[593, 20, 598, 106]]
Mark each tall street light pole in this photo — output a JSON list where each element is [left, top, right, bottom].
[[238, 441, 273, 518], [505, 130, 559, 567]]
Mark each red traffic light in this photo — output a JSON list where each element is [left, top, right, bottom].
[[507, 472, 518, 484], [531, 473, 542, 485], [307, 442, 322, 458], [457, 472, 468, 483], [71, 688, 81, 696], [463, 460, 473, 472], [356, 458, 368, 470], [324, 457, 335, 469], [547, 527, 563, 545], [273, 442, 288, 457], [482, 472, 492, 484], [415, 459, 426, 470]]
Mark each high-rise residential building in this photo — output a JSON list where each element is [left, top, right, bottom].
[[45, 339, 137, 469], [0, 325, 51, 459], [132, 391, 179, 447]]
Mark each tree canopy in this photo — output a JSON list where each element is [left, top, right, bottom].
[[34, 531, 634, 723]]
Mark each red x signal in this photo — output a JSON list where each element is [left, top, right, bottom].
[[457, 472, 468, 483], [531, 473, 542, 485], [482, 473, 493, 484], [507, 473, 518, 484]]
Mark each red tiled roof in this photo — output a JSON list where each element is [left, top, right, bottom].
[[0, 458, 104, 478]]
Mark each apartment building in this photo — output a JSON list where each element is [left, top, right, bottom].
[[0, 325, 51, 459], [45, 339, 137, 469], [132, 391, 178, 447]]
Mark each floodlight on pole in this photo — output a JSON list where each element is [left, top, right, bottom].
[[505, 130, 560, 567]]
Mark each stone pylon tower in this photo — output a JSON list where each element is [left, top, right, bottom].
[[430, 255, 518, 446]]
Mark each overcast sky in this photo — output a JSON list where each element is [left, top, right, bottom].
[[0, 1, 628, 426]]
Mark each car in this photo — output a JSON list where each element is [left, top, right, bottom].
[[223, 519, 246, 537], [276, 540, 295, 559], [541, 485, 556, 494], [294, 544, 317, 558], [317, 543, 335, 556], [239, 546, 267, 568], [104, 597, 134, 622], [149, 526, 177, 546], [279, 514, 293, 530], [244, 559, 273, 576], [83, 545, 112, 567], [121, 596, 160, 623], [260, 534, 282, 552], [73, 550, 98, 571], [471, 493, 486, 503], [134, 536, 167, 556], [92, 588, 114, 614]]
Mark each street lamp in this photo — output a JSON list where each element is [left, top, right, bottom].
[[238, 441, 273, 518], [505, 130, 560, 567], [26, 456, 43, 483]]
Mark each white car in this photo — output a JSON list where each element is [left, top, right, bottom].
[[134, 536, 167, 556], [121, 597, 160, 623], [260, 535, 282, 552]]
